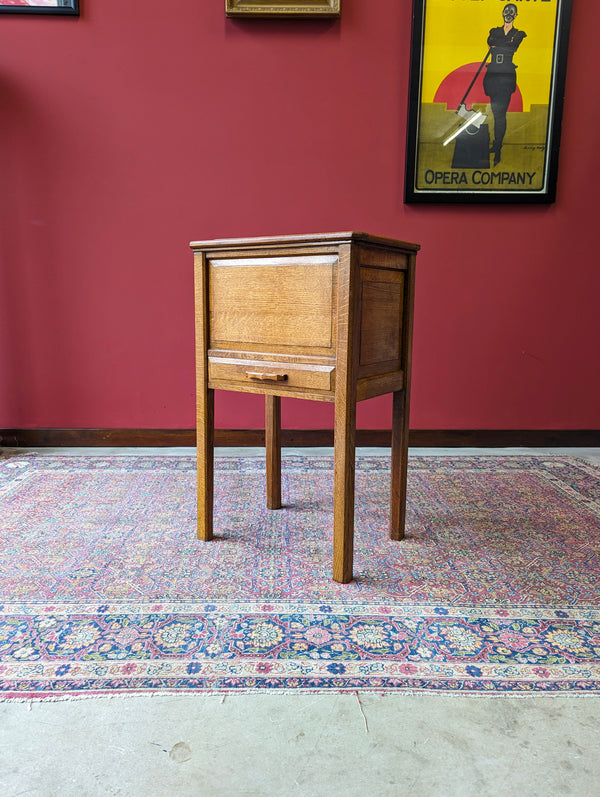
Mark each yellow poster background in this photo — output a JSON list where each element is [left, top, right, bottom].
[[414, 0, 560, 193]]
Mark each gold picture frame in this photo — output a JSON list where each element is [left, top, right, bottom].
[[226, 0, 340, 18]]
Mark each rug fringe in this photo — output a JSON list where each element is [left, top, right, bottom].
[[1, 688, 599, 704]]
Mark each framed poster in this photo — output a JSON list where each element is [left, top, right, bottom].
[[0, 0, 78, 13], [405, 0, 572, 203], [226, 0, 340, 17]]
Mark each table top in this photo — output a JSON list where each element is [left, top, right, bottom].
[[190, 231, 421, 252]]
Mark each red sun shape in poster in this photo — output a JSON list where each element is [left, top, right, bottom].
[[434, 63, 523, 111]]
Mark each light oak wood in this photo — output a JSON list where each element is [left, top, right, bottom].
[[192, 232, 419, 582], [332, 243, 361, 583], [209, 258, 335, 352], [390, 389, 405, 540], [356, 372, 404, 402], [358, 268, 404, 376], [194, 252, 214, 542], [209, 357, 334, 393], [246, 371, 287, 382], [390, 255, 416, 540], [266, 395, 282, 510]]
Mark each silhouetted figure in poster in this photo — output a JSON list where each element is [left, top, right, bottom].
[[483, 3, 526, 165]]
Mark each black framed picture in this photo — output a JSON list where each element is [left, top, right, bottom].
[[0, 1, 78, 14], [405, 0, 572, 204]]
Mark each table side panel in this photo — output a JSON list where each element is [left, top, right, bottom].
[[358, 266, 405, 380], [358, 244, 409, 271]]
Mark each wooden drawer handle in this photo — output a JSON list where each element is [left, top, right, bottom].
[[245, 371, 288, 382]]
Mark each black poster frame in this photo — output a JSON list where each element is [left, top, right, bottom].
[[404, 0, 572, 204], [0, 1, 78, 14]]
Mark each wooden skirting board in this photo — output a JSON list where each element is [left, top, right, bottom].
[[1, 429, 599, 448]]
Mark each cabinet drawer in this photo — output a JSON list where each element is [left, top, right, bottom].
[[208, 357, 334, 392]]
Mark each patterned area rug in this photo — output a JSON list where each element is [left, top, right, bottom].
[[1, 453, 599, 699]]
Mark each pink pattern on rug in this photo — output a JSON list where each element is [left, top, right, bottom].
[[0, 454, 599, 697]]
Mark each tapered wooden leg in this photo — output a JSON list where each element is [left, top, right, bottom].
[[390, 389, 409, 540], [266, 394, 282, 510], [333, 398, 356, 583], [197, 388, 214, 541]]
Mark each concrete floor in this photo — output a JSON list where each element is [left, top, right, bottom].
[[1, 692, 599, 796], [1, 447, 599, 796]]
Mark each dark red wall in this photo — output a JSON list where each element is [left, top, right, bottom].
[[0, 0, 598, 431]]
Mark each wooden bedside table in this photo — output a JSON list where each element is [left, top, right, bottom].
[[191, 232, 419, 583]]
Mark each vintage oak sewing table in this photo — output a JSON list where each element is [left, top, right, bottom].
[[191, 232, 419, 583]]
